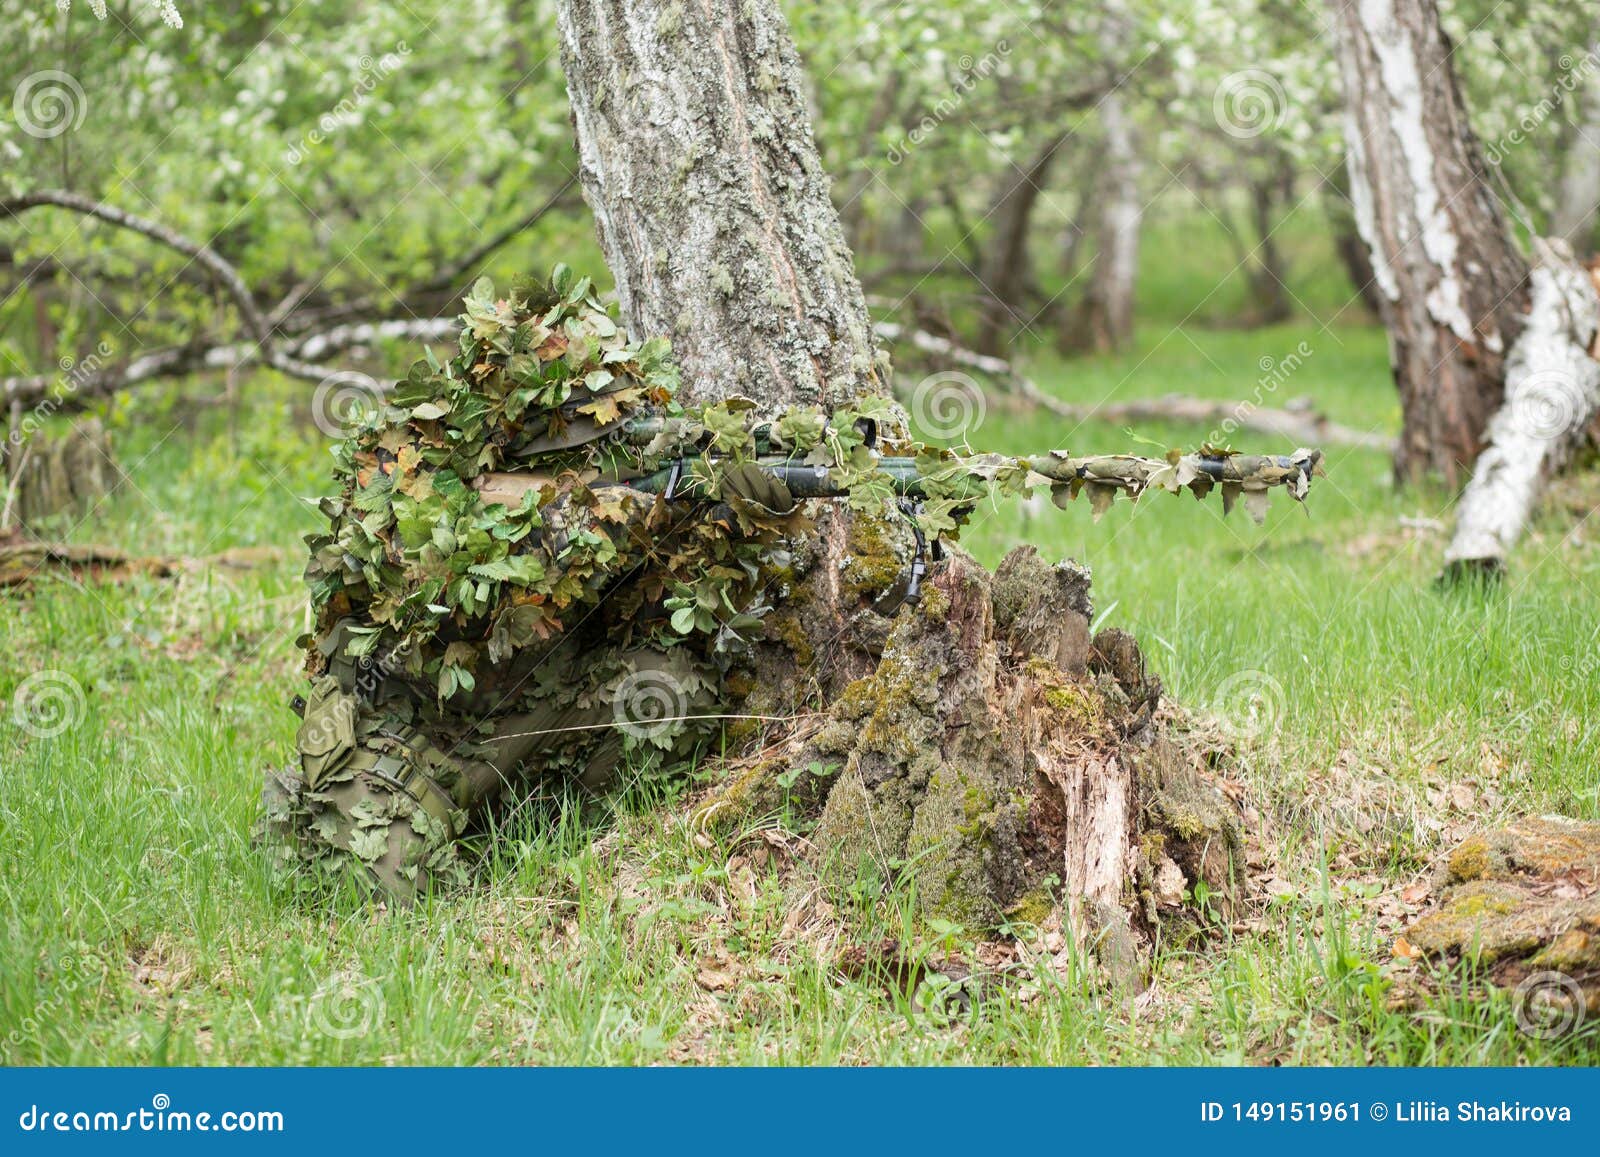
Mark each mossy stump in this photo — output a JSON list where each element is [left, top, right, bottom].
[[1403, 815, 1600, 1020], [711, 524, 1246, 985]]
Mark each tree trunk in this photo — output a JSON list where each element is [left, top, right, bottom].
[[1070, 88, 1143, 353], [1443, 245, 1600, 575], [972, 134, 1066, 356], [1553, 47, 1600, 255], [558, 0, 1243, 977], [1243, 168, 1293, 326], [1327, 0, 1531, 484], [1330, 0, 1600, 570], [1325, 173, 1384, 316]]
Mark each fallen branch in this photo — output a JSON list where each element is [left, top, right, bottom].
[[0, 536, 285, 588], [1, 189, 273, 346], [1, 317, 459, 409], [1, 183, 565, 410], [870, 318, 1390, 450]]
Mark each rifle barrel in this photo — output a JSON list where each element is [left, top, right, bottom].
[[621, 448, 1322, 502]]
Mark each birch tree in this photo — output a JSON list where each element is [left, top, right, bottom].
[[1328, 0, 1600, 572]]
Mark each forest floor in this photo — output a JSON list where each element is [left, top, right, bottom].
[[3, 223, 1599, 1065]]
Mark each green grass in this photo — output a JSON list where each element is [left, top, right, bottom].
[[3, 230, 1598, 1066]]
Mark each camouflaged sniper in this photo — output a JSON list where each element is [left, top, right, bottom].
[[260, 266, 1323, 899]]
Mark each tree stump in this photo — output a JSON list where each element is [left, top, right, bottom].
[[3, 418, 118, 530], [704, 515, 1244, 982]]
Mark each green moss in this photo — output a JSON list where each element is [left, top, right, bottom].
[[906, 762, 996, 928], [1006, 888, 1056, 928], [764, 608, 814, 667], [1023, 656, 1102, 729], [839, 510, 907, 603], [1447, 835, 1495, 882], [919, 583, 950, 620]]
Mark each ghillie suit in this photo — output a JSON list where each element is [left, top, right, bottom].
[[261, 269, 927, 897], [261, 268, 1321, 905]]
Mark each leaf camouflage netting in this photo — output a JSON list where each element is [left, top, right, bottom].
[[269, 265, 1320, 895], [304, 266, 970, 702]]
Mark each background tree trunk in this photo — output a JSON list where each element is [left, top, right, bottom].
[[1327, 0, 1531, 484], [1070, 88, 1143, 353], [557, 0, 1242, 973], [1553, 47, 1600, 256], [1325, 174, 1384, 317], [972, 133, 1066, 356]]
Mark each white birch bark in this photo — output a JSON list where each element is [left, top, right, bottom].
[[1444, 246, 1600, 571]]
